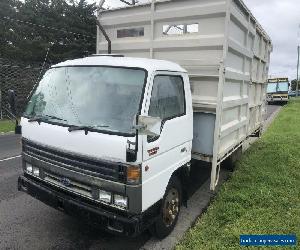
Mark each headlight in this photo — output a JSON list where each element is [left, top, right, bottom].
[[99, 190, 112, 203], [33, 167, 40, 176], [114, 194, 128, 209], [26, 163, 33, 173]]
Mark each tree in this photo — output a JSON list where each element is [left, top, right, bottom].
[[0, 0, 24, 60], [0, 0, 97, 64], [291, 79, 299, 91]]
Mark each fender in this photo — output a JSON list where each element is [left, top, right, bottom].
[[167, 163, 191, 207]]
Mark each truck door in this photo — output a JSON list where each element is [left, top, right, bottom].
[[141, 72, 193, 211]]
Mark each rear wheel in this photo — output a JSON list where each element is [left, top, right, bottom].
[[150, 176, 182, 239], [222, 146, 242, 171]]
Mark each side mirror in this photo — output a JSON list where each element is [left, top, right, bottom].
[[136, 115, 162, 137], [8, 89, 17, 115]]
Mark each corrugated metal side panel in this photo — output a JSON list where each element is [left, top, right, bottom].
[[218, 0, 272, 158]]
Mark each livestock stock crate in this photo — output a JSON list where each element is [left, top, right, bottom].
[[97, 0, 272, 190]]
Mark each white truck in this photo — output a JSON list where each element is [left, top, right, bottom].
[[12, 0, 272, 239]]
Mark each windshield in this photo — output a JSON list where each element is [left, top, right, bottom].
[[277, 82, 289, 92], [267, 82, 289, 93], [24, 66, 146, 134], [267, 83, 277, 93]]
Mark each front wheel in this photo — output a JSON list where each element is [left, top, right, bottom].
[[150, 176, 182, 239]]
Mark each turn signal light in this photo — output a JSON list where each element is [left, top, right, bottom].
[[127, 165, 141, 185]]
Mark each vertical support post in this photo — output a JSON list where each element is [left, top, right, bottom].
[[96, 20, 111, 54], [96, 24, 99, 54], [96, 1, 106, 54], [210, 0, 231, 191], [183, 24, 188, 34], [0, 82, 2, 120], [296, 45, 299, 97], [150, 0, 155, 59], [211, 62, 225, 191], [0, 60, 2, 119], [245, 15, 252, 135]]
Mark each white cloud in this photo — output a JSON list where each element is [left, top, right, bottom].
[[92, 0, 300, 80], [243, 0, 300, 80]]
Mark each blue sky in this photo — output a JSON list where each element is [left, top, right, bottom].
[[91, 0, 300, 80]]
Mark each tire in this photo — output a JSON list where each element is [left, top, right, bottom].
[[222, 146, 242, 171], [150, 176, 182, 239]]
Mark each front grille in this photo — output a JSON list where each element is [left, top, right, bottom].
[[22, 139, 126, 183], [44, 171, 93, 198]]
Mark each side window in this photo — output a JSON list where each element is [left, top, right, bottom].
[[148, 75, 185, 121], [163, 23, 199, 36], [117, 27, 144, 38]]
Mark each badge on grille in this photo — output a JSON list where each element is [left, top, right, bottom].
[[61, 177, 71, 187]]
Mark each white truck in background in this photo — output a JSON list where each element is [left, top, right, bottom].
[[10, 0, 272, 239]]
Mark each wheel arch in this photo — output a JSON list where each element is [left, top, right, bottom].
[[167, 163, 191, 206]]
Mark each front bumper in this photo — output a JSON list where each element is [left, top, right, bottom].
[[18, 175, 145, 236], [267, 95, 289, 102]]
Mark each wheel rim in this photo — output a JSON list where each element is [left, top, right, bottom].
[[162, 188, 179, 227]]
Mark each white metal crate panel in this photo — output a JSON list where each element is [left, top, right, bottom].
[[97, 0, 272, 159]]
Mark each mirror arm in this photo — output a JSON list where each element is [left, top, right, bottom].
[[132, 124, 146, 130]]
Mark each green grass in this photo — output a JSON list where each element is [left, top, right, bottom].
[[177, 99, 300, 250], [0, 119, 15, 133]]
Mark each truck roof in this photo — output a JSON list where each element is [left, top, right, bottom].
[[52, 56, 187, 73]]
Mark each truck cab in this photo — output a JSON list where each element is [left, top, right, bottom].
[[18, 55, 193, 237]]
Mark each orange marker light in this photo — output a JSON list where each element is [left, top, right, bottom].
[[127, 166, 141, 184]]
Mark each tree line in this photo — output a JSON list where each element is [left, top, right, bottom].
[[0, 0, 97, 65], [290, 79, 299, 91]]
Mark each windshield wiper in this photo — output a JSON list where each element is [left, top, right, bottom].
[[68, 125, 109, 135], [28, 116, 47, 123], [68, 125, 89, 133], [28, 115, 67, 124], [43, 115, 67, 121]]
